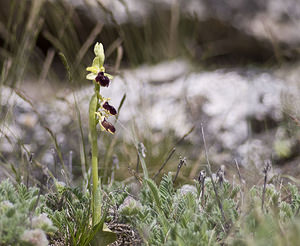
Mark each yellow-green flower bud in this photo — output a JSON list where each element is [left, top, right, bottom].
[[94, 42, 105, 67]]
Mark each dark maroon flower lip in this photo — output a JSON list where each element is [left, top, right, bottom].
[[95, 72, 110, 87], [101, 118, 116, 133], [103, 101, 117, 115]]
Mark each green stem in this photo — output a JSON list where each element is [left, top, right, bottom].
[[89, 92, 101, 226]]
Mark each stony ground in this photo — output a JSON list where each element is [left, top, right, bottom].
[[1, 60, 299, 182]]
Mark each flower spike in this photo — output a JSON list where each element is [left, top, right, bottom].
[[87, 42, 117, 134], [88, 42, 119, 227]]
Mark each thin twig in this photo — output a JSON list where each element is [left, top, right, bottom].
[[288, 113, 300, 127], [201, 123, 226, 224], [136, 153, 140, 173], [110, 155, 119, 186], [71, 92, 89, 182], [45, 127, 68, 178], [128, 166, 143, 185], [153, 148, 176, 180], [234, 159, 243, 184], [216, 165, 225, 187], [175, 126, 195, 146], [173, 157, 187, 183], [26, 153, 34, 189], [262, 160, 272, 211], [153, 126, 194, 180], [234, 159, 245, 208], [114, 46, 123, 73], [68, 150, 73, 181], [51, 148, 57, 177], [197, 170, 206, 207], [136, 142, 146, 173]]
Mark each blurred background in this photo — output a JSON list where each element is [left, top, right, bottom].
[[0, 0, 300, 186]]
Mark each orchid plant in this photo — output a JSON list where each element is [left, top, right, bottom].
[[86, 42, 117, 226]]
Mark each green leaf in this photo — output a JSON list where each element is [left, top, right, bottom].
[[58, 52, 72, 83], [94, 183, 102, 225], [146, 179, 161, 209], [88, 212, 117, 246], [10, 164, 19, 181], [138, 152, 148, 179], [91, 230, 117, 246], [29, 196, 38, 211], [6, 207, 16, 217], [117, 94, 126, 114]]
